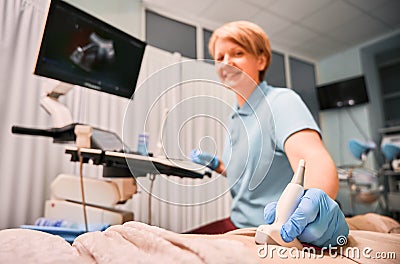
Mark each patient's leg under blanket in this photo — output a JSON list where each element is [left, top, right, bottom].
[[72, 221, 258, 264], [346, 213, 400, 233]]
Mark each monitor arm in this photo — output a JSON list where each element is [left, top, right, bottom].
[[40, 80, 74, 128]]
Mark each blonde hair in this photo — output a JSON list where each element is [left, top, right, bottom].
[[208, 21, 272, 81]]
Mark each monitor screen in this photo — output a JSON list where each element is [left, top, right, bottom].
[[35, 0, 146, 98], [317, 76, 369, 110]]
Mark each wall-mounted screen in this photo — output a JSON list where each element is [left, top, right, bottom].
[[35, 0, 146, 98], [317, 76, 369, 110]]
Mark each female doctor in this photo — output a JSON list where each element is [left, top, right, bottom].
[[190, 20, 348, 247]]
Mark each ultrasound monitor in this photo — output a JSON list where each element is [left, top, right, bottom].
[[35, 0, 146, 99]]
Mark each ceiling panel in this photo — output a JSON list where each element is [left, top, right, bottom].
[[202, 0, 260, 24], [300, 1, 364, 33], [293, 30, 359, 61], [143, 0, 214, 18], [268, 0, 332, 21], [328, 15, 390, 46], [373, 1, 400, 27], [272, 24, 319, 46], [269, 38, 293, 51], [344, 0, 391, 12], [242, 0, 278, 9], [292, 45, 340, 60], [252, 11, 292, 35], [295, 35, 347, 53]]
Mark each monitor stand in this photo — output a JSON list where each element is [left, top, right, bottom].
[[40, 79, 74, 128]]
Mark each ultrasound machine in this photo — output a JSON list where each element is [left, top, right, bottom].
[[12, 0, 210, 241]]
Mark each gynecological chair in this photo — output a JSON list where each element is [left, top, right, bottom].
[[382, 143, 400, 172], [381, 143, 400, 220], [338, 139, 385, 215]]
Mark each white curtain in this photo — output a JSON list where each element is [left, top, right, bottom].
[[0, 0, 65, 229], [0, 0, 234, 233]]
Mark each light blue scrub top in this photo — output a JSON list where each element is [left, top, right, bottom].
[[222, 81, 320, 228]]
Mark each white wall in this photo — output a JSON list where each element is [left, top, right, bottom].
[[317, 48, 362, 84]]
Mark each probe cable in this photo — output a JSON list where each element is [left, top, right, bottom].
[[148, 173, 156, 225], [78, 148, 89, 232]]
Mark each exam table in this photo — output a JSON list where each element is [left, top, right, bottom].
[[1, 213, 399, 263]]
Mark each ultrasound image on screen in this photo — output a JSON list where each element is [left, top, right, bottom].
[[69, 32, 115, 72], [35, 0, 146, 98]]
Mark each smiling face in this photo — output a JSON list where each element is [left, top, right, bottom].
[[214, 38, 266, 102], [208, 21, 271, 106]]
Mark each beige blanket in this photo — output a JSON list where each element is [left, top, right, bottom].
[[0, 221, 258, 264], [1, 213, 399, 264], [346, 213, 400, 233]]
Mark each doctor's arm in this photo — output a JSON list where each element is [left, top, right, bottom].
[[264, 128, 348, 247], [284, 129, 339, 199]]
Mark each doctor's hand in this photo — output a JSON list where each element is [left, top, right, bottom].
[[264, 188, 349, 248], [190, 149, 219, 170]]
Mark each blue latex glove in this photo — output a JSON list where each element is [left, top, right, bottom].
[[264, 188, 349, 247], [190, 149, 219, 170]]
